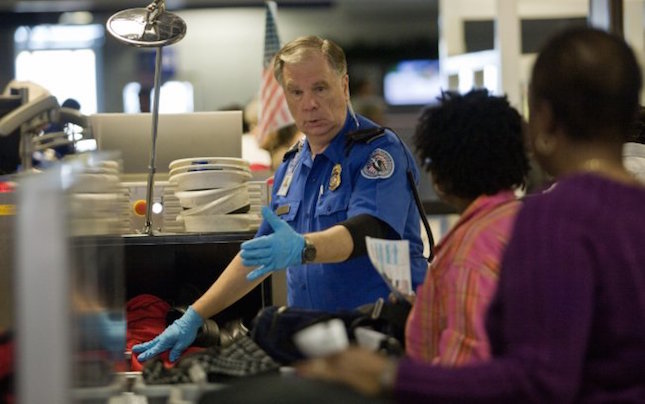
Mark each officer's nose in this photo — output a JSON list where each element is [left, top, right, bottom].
[[301, 92, 318, 111]]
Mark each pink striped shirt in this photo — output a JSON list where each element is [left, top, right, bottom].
[[405, 191, 521, 366]]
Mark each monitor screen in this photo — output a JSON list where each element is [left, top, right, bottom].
[[383, 59, 442, 106], [90, 111, 242, 175], [0, 97, 23, 174]]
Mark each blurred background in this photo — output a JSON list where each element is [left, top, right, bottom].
[[2, 0, 627, 203], [1, 1, 642, 402], [0, 0, 618, 119]]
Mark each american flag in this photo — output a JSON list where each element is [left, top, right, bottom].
[[255, 1, 294, 145]]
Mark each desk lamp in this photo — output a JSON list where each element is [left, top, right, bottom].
[[106, 0, 187, 234]]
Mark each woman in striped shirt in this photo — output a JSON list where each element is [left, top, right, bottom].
[[405, 88, 529, 366]]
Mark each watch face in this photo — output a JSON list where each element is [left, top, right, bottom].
[[304, 246, 316, 262], [303, 238, 316, 263]]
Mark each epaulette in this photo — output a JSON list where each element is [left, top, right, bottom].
[[344, 127, 386, 156], [282, 138, 305, 162]]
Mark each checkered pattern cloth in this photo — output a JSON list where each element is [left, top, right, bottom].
[[142, 334, 280, 385]]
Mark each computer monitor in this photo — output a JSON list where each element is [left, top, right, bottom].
[[0, 96, 23, 174], [90, 111, 242, 175], [383, 59, 442, 107]]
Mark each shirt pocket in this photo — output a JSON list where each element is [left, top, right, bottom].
[[315, 191, 350, 227], [274, 199, 300, 224]]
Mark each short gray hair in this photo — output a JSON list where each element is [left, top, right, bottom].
[[273, 35, 347, 85]]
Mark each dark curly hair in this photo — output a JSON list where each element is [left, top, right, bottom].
[[413, 89, 529, 200]]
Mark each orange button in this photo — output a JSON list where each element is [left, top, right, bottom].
[[133, 200, 147, 216], [0, 182, 14, 193]]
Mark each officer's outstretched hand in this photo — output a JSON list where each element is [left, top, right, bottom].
[[242, 206, 305, 281], [132, 305, 203, 363]]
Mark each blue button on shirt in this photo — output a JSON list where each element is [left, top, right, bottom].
[[255, 111, 427, 311]]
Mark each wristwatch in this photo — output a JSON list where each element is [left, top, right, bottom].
[[301, 236, 317, 264]]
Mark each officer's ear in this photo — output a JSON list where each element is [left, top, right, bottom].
[[343, 74, 350, 102]]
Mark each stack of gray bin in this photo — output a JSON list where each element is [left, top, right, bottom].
[[170, 157, 264, 233]]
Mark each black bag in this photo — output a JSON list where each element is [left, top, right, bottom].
[[352, 297, 412, 345], [249, 298, 411, 365]]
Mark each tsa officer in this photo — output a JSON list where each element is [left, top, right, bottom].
[[133, 35, 427, 363]]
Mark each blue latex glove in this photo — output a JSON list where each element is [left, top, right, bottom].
[[241, 206, 305, 281], [79, 311, 126, 359], [132, 305, 203, 363]]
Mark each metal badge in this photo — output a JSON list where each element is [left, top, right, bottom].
[[329, 164, 342, 191]]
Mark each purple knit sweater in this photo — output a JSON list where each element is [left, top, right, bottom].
[[395, 173, 645, 403]]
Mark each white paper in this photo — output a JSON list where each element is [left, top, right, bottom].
[[365, 236, 413, 295]]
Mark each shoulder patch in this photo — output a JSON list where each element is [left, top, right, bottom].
[[361, 148, 395, 179]]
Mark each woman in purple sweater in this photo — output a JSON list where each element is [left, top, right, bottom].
[[298, 27, 645, 403]]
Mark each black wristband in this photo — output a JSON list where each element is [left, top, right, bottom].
[[339, 214, 395, 259]]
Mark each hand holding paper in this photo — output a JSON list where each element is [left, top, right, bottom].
[[365, 236, 413, 296]]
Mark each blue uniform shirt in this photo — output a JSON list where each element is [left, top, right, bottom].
[[255, 111, 427, 311]]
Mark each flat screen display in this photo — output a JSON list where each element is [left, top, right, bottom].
[[383, 59, 441, 106], [91, 111, 242, 174]]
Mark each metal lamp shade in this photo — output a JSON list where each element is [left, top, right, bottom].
[[106, 7, 186, 48]]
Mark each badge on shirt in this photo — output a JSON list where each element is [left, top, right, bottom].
[[329, 164, 342, 191], [361, 148, 395, 179], [275, 204, 290, 216]]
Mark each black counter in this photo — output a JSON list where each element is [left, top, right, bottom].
[[123, 231, 270, 326]]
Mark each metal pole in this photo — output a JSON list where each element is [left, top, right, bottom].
[[143, 46, 163, 234], [589, 0, 624, 37], [495, 0, 521, 109], [16, 168, 71, 403]]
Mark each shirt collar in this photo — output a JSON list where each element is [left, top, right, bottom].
[[435, 190, 518, 250], [307, 109, 357, 164], [460, 190, 517, 223]]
